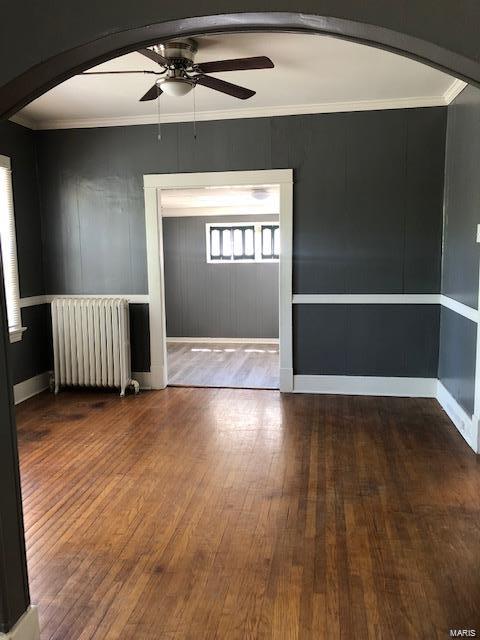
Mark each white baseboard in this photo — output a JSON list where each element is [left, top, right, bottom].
[[13, 373, 50, 405], [166, 337, 279, 344], [436, 381, 479, 453], [293, 375, 437, 398], [132, 371, 151, 390], [0, 606, 40, 640]]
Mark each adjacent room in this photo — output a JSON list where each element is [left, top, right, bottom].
[[0, 23, 479, 640], [161, 184, 280, 389]]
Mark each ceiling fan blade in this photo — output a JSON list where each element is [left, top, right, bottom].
[[195, 75, 255, 100], [139, 84, 163, 102], [196, 56, 274, 74], [138, 48, 169, 66], [81, 70, 159, 75]]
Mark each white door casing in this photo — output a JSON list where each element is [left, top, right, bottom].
[[143, 169, 294, 391]]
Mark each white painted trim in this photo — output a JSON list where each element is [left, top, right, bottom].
[[443, 79, 468, 104], [291, 293, 479, 323], [19, 295, 48, 308], [279, 181, 293, 392], [292, 293, 441, 305], [293, 375, 437, 398], [473, 258, 480, 450], [161, 206, 278, 217], [166, 337, 279, 344], [13, 372, 50, 405], [0, 606, 40, 640], [144, 169, 293, 391], [8, 114, 38, 130], [439, 294, 478, 323], [9, 326, 27, 343], [144, 170, 292, 190], [46, 293, 149, 304], [132, 371, 151, 390], [436, 381, 479, 453], [30, 95, 452, 131], [19, 294, 150, 307]]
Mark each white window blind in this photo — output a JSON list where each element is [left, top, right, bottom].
[[0, 155, 22, 334]]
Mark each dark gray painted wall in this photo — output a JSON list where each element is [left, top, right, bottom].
[[0, 121, 49, 384], [442, 85, 480, 309], [36, 108, 447, 298], [163, 215, 279, 339], [294, 304, 440, 378], [438, 307, 476, 416], [35, 107, 447, 377], [8, 305, 52, 386], [438, 85, 480, 415], [0, 121, 44, 298]]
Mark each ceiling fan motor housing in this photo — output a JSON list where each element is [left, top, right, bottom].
[[155, 39, 198, 68]]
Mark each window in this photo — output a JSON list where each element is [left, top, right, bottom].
[[0, 155, 23, 342], [206, 222, 280, 263], [261, 225, 280, 260]]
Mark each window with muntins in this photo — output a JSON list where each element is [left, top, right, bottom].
[[206, 222, 279, 263], [0, 155, 23, 342]]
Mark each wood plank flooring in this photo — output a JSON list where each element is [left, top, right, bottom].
[[16, 388, 480, 639], [167, 341, 279, 389]]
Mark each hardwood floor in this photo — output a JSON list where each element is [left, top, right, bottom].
[[16, 389, 480, 639], [167, 341, 279, 389]]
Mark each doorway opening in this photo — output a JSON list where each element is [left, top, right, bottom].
[[143, 169, 293, 392], [162, 184, 280, 389]]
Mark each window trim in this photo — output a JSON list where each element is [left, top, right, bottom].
[[0, 154, 25, 343], [206, 221, 279, 264]]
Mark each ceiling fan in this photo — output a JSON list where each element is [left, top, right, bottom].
[[81, 39, 274, 100]]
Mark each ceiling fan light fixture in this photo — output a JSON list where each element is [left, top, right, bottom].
[[158, 78, 193, 97], [252, 188, 270, 201]]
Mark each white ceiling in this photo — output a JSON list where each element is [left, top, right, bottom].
[[16, 32, 463, 130], [161, 185, 280, 217]]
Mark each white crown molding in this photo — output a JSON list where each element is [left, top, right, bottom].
[[28, 95, 449, 131], [8, 114, 38, 130], [443, 78, 468, 104]]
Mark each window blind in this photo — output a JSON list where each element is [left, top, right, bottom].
[[0, 155, 22, 332]]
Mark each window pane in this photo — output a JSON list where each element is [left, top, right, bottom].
[[211, 229, 220, 256], [222, 229, 232, 257], [233, 228, 243, 256], [245, 228, 254, 256], [262, 227, 272, 256], [273, 226, 280, 256]]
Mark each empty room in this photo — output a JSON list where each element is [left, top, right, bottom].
[[0, 7, 479, 640], [161, 183, 280, 389]]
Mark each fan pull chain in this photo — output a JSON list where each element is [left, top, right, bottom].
[[193, 85, 197, 140], [157, 93, 162, 142]]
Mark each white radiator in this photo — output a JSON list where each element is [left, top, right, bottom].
[[51, 298, 139, 396]]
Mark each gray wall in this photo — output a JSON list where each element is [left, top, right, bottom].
[[35, 107, 447, 377], [439, 85, 480, 415], [163, 215, 278, 339], [0, 121, 50, 385], [294, 304, 440, 377]]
